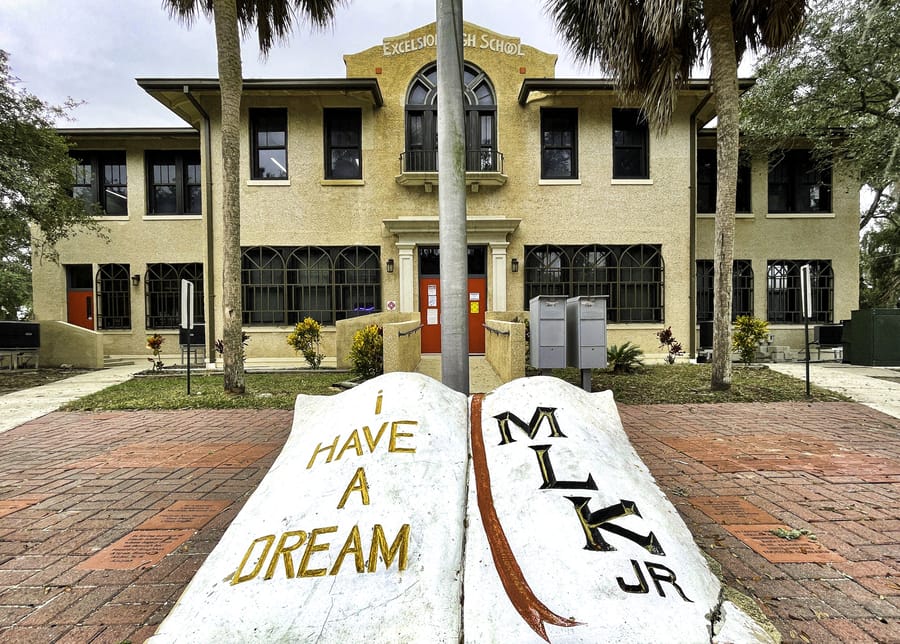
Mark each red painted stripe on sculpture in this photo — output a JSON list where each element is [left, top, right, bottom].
[[470, 393, 581, 642]]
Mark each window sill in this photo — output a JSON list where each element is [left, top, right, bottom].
[[611, 178, 653, 185], [539, 178, 581, 186], [143, 215, 203, 221], [98, 329, 133, 335], [246, 179, 291, 187], [93, 215, 129, 221], [766, 212, 835, 219], [696, 213, 755, 219], [320, 179, 365, 187]]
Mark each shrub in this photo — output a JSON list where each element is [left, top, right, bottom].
[[656, 326, 684, 365], [287, 317, 324, 369], [607, 342, 644, 374], [349, 324, 383, 379], [732, 315, 769, 365], [146, 334, 165, 371]]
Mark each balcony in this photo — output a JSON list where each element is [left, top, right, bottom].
[[396, 150, 507, 192]]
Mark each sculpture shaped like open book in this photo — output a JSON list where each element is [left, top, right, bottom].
[[148, 373, 775, 643]]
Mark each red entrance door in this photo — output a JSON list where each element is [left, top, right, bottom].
[[66, 265, 94, 330], [419, 277, 487, 354]]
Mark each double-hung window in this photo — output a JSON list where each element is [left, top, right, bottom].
[[612, 109, 649, 179], [697, 149, 752, 213], [72, 152, 128, 215], [250, 108, 288, 179], [768, 150, 831, 213], [540, 108, 578, 180], [146, 151, 201, 215], [324, 109, 362, 180]]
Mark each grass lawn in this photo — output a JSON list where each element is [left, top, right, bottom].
[[62, 371, 345, 411], [61, 363, 849, 411], [0, 368, 89, 394]]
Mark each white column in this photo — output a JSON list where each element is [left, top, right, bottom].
[[398, 243, 416, 312], [490, 242, 509, 312]]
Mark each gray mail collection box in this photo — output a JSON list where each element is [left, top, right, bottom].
[[566, 296, 608, 369], [529, 295, 567, 369]]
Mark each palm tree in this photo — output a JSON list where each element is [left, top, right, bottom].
[[436, 0, 470, 393], [545, 0, 806, 390], [164, 0, 346, 393]]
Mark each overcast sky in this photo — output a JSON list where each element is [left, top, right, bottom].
[[1, 0, 605, 128], [1, 1, 758, 129]]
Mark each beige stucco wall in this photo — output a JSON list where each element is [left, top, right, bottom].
[[695, 147, 860, 349], [32, 21, 860, 364], [37, 321, 105, 368]]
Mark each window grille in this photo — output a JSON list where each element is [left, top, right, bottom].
[[242, 246, 381, 326], [96, 263, 131, 329], [524, 244, 663, 322], [145, 263, 204, 329], [696, 260, 754, 322], [767, 260, 833, 323]]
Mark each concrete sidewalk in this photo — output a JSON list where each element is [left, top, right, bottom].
[[0, 364, 145, 434], [768, 362, 900, 419]]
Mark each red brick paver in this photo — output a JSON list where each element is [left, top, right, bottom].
[[621, 402, 900, 643], [0, 402, 896, 642]]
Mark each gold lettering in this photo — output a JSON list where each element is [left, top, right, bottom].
[[263, 530, 307, 580], [388, 420, 417, 454], [362, 422, 389, 452], [337, 467, 371, 509], [330, 525, 365, 575], [367, 523, 410, 572], [231, 534, 275, 585], [337, 430, 364, 461], [375, 390, 383, 414], [306, 434, 339, 469], [299, 526, 338, 577]]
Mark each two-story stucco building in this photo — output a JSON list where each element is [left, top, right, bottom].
[[33, 22, 858, 368]]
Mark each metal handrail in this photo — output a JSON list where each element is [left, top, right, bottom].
[[399, 324, 424, 337], [399, 149, 504, 174], [482, 324, 510, 337]]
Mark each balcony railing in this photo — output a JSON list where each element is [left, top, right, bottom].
[[400, 149, 504, 174]]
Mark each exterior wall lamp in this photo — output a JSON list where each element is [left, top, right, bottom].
[[511, 258, 519, 273], [386, 259, 395, 274], [131, 274, 141, 286]]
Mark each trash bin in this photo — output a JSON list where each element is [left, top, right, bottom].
[[848, 309, 900, 366]]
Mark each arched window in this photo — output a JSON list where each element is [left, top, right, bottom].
[[241, 246, 382, 326], [96, 264, 131, 330], [286, 247, 333, 324], [572, 245, 616, 304], [404, 62, 497, 172], [242, 247, 285, 325], [696, 260, 754, 322], [145, 263, 204, 329], [618, 245, 663, 322], [524, 245, 566, 303], [767, 260, 832, 323], [335, 247, 381, 320]]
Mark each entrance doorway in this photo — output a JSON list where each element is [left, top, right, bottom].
[[419, 246, 487, 354], [66, 265, 94, 330]]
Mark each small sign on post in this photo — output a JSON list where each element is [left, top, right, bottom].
[[181, 280, 194, 395], [800, 264, 812, 397]]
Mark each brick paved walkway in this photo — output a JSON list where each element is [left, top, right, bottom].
[[0, 403, 896, 643]]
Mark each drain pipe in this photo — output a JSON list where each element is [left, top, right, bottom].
[[689, 90, 713, 359], [183, 86, 217, 365]]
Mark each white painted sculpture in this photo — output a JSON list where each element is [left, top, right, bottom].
[[149, 373, 776, 643]]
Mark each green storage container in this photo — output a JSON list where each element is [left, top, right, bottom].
[[849, 308, 900, 366]]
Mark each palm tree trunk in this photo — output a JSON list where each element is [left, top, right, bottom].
[[703, 0, 739, 391], [213, 0, 246, 394], [436, 0, 469, 393]]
